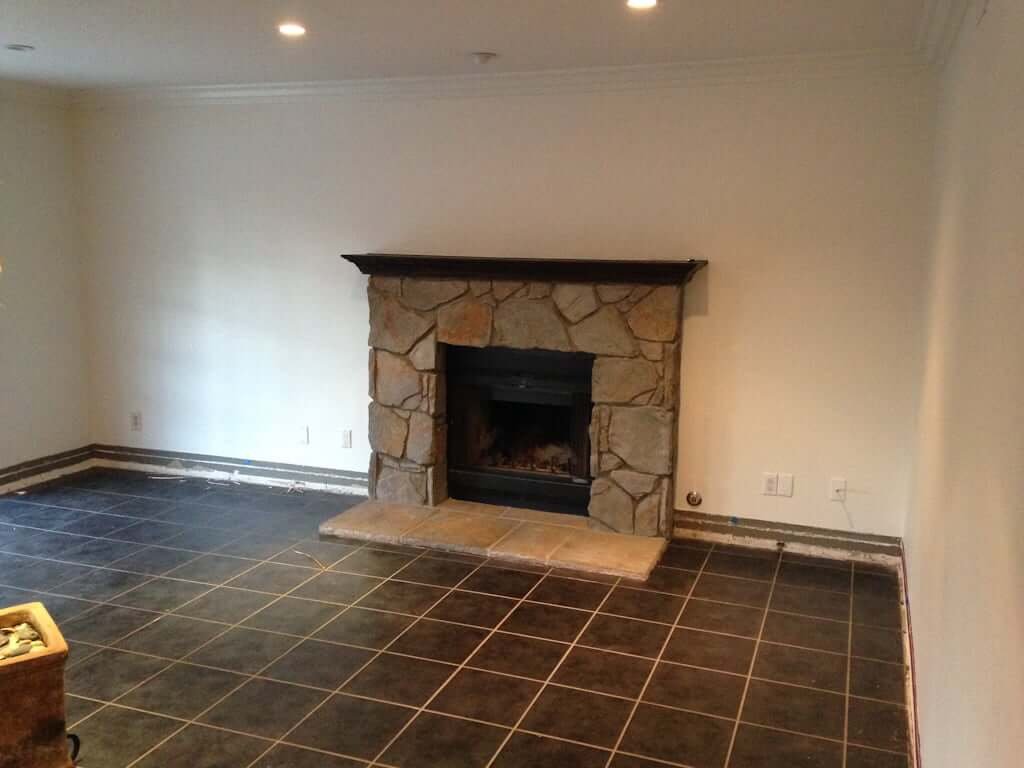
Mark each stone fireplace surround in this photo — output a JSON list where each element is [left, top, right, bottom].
[[346, 254, 706, 538]]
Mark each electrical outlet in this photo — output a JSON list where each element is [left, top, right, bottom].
[[300, 426, 310, 445], [761, 472, 779, 496], [129, 411, 142, 432], [778, 473, 794, 497], [829, 477, 847, 501], [342, 429, 353, 449]]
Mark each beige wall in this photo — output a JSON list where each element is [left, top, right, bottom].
[[905, 1, 1024, 765], [73, 64, 934, 536], [0, 84, 88, 468]]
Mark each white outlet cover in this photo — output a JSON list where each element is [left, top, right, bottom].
[[761, 472, 779, 496], [342, 429, 353, 449], [778, 473, 794, 497]]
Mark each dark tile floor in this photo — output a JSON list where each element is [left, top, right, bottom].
[[1, 469, 912, 768]]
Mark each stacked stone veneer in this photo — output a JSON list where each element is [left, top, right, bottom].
[[365, 275, 683, 537]]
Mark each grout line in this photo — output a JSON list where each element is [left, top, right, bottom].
[[601, 540, 713, 767], [721, 545, 784, 767], [480, 575, 625, 768]]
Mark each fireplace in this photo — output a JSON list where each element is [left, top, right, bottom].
[[349, 253, 706, 537], [446, 345, 594, 515]]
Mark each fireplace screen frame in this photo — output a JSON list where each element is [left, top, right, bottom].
[[445, 344, 594, 515]]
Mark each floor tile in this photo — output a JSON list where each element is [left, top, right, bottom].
[[691, 573, 772, 608], [491, 731, 609, 768], [777, 562, 851, 593], [107, 546, 200, 576], [763, 610, 849, 653], [644, 662, 745, 718], [853, 593, 903, 629], [631, 566, 697, 596], [618, 703, 733, 767], [251, 744, 363, 768], [66, 693, 103, 727], [705, 551, 777, 581], [70, 705, 180, 768], [61, 604, 158, 644], [272, 540, 358, 569], [314, 606, 414, 648], [64, 537, 145, 565], [118, 662, 246, 718], [741, 679, 845, 740], [678, 599, 764, 638], [110, 520, 186, 545], [357, 579, 448, 615], [167, 553, 255, 584], [17, 487, 124, 512], [112, 577, 211, 612], [60, 513, 138, 538], [216, 533, 297, 559], [468, 631, 568, 680], [662, 627, 756, 674], [288, 693, 414, 759], [133, 724, 269, 768], [243, 596, 343, 635], [201, 678, 327, 738], [852, 624, 905, 663], [344, 652, 454, 706], [579, 613, 669, 658], [554, 646, 653, 698], [659, 544, 710, 571], [848, 697, 909, 751], [174, 586, 277, 623], [522, 685, 633, 748], [330, 547, 414, 576], [853, 571, 901, 601], [188, 627, 297, 674], [164, 527, 241, 552], [389, 618, 490, 664], [770, 583, 851, 621], [391, 556, 477, 587], [426, 589, 517, 627], [65, 648, 169, 700], [265, 639, 374, 688], [528, 574, 612, 610], [459, 565, 541, 598], [431, 667, 539, 725], [116, 614, 226, 659], [504, 601, 591, 641], [57, 568, 150, 601], [846, 746, 909, 768], [226, 562, 316, 594], [7, 558, 93, 590], [291, 571, 382, 604], [105, 497, 178, 519], [754, 642, 847, 691], [850, 657, 907, 703], [601, 585, 683, 623], [380, 711, 509, 768], [728, 724, 843, 768]]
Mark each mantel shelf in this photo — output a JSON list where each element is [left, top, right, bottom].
[[341, 253, 707, 285]]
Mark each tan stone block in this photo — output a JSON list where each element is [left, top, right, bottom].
[[634, 492, 661, 536], [401, 278, 468, 310], [589, 478, 635, 534], [409, 332, 438, 371], [608, 406, 674, 474], [368, 403, 408, 458], [548, 530, 667, 580], [375, 466, 428, 505], [493, 299, 571, 351], [437, 299, 493, 347], [405, 510, 519, 552], [470, 280, 491, 296], [369, 276, 401, 294], [406, 411, 438, 465], [492, 280, 524, 300], [611, 469, 659, 498], [527, 282, 552, 298], [596, 285, 633, 303], [374, 351, 422, 407], [488, 523, 572, 562], [552, 284, 600, 323], [627, 286, 681, 341], [593, 357, 659, 403], [568, 306, 637, 357], [368, 293, 434, 354]]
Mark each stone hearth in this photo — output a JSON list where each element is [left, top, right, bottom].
[[350, 255, 705, 538]]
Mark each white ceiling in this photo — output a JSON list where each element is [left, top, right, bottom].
[[1, 0, 934, 88]]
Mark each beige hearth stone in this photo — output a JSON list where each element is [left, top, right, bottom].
[[319, 499, 666, 580]]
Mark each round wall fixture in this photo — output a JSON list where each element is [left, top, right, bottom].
[[5, 43, 36, 52], [470, 51, 498, 65], [686, 491, 703, 507]]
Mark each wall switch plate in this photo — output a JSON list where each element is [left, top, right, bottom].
[[829, 477, 847, 501], [778, 473, 794, 497], [342, 429, 353, 449], [129, 411, 142, 432], [761, 472, 779, 496], [300, 426, 310, 446]]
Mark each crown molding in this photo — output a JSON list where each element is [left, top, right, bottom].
[[915, 0, 971, 69], [72, 49, 929, 111]]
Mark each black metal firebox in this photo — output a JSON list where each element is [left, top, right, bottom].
[[445, 345, 594, 515]]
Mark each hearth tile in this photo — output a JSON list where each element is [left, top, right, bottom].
[[491, 732, 609, 768], [487, 521, 572, 562], [522, 686, 633, 748], [344, 652, 455, 706], [69, 705, 180, 767], [439, 498, 507, 517], [389, 618, 490, 663], [404, 510, 520, 551], [529, 574, 612, 610], [314, 606, 414, 648], [619, 703, 733, 767], [741, 679, 845, 740], [288, 693, 414, 759], [357, 579, 448, 615], [133, 724, 269, 768], [119, 662, 245, 718], [500, 506, 590, 528], [319, 500, 438, 543], [265, 639, 374, 688], [553, 646, 653, 698], [728, 724, 843, 768], [643, 662, 746, 718], [380, 711, 509, 768], [426, 589, 517, 628], [468, 631, 568, 679], [662, 627, 756, 674], [548, 529, 666, 580], [503, 601, 591, 642], [200, 678, 328, 738], [432, 668, 540, 725], [395, 555, 478, 587], [578, 613, 670, 658]]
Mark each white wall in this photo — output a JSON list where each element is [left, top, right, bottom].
[[905, 1, 1024, 765], [0, 84, 88, 468], [74, 66, 934, 535]]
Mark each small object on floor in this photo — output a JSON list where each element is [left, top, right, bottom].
[[147, 475, 187, 481], [292, 550, 327, 570], [0, 621, 44, 659]]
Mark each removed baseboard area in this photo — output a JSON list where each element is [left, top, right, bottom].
[[0, 444, 369, 497]]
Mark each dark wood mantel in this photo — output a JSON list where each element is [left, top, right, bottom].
[[341, 253, 707, 285]]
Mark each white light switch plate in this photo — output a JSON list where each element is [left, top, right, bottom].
[[778, 473, 794, 497], [761, 472, 779, 496]]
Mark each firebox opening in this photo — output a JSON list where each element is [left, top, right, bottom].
[[445, 344, 594, 516]]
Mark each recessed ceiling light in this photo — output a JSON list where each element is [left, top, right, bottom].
[[278, 22, 306, 38], [5, 43, 36, 52], [627, 0, 657, 9]]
